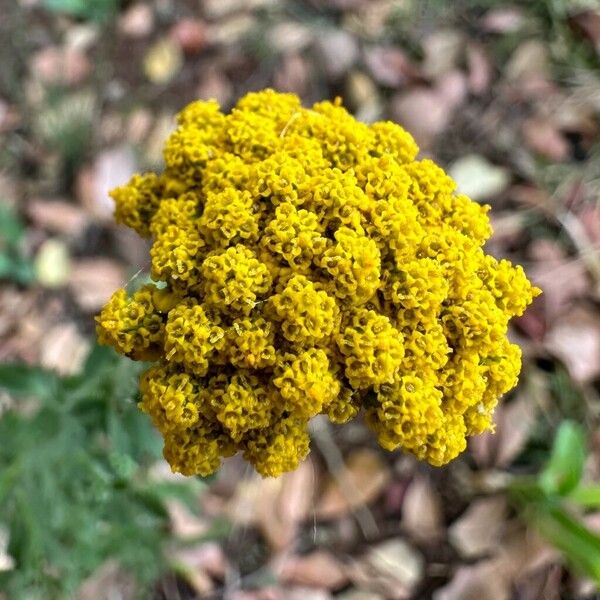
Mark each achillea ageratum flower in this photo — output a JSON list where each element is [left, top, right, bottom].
[[96, 89, 540, 477]]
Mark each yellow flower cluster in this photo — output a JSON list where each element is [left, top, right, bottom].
[[97, 89, 540, 477]]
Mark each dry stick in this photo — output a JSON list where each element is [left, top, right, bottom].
[[309, 417, 379, 540]]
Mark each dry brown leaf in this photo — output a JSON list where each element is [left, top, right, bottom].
[[522, 118, 570, 162], [336, 590, 386, 600], [279, 551, 349, 590], [349, 539, 423, 600], [226, 460, 315, 551], [268, 21, 313, 53], [78, 145, 137, 220], [401, 474, 444, 543], [569, 11, 600, 53], [31, 46, 91, 87], [544, 305, 600, 383], [316, 449, 390, 520], [433, 561, 509, 600], [174, 541, 227, 580], [421, 29, 464, 80], [118, 3, 154, 38], [449, 497, 508, 559], [527, 240, 590, 321], [76, 561, 137, 600], [284, 588, 333, 600], [68, 258, 126, 312], [274, 54, 310, 96], [506, 41, 550, 82], [363, 46, 418, 88], [346, 71, 382, 123], [466, 43, 492, 95], [314, 30, 360, 79], [495, 524, 558, 581], [390, 88, 453, 149], [27, 199, 88, 237], [481, 7, 525, 33], [40, 322, 89, 376], [167, 500, 210, 540], [170, 19, 208, 55], [207, 15, 258, 46]]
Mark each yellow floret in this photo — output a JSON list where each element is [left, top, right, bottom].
[[268, 274, 339, 346], [111, 172, 163, 237], [98, 89, 540, 477], [274, 348, 340, 418], [201, 245, 271, 313]]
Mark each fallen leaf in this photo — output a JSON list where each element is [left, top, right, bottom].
[[226, 459, 315, 551], [421, 29, 464, 80], [196, 68, 234, 105], [433, 561, 509, 600], [207, 15, 257, 46], [505, 41, 550, 82], [284, 588, 332, 600], [316, 449, 390, 520], [27, 199, 88, 237], [0, 527, 14, 572], [569, 11, 600, 54], [448, 154, 510, 201], [170, 19, 208, 54], [202, 0, 276, 19], [466, 43, 492, 95], [336, 590, 386, 600], [544, 305, 600, 383], [79, 145, 137, 220], [314, 30, 360, 79], [167, 500, 210, 540], [76, 561, 137, 600], [435, 70, 468, 110], [174, 541, 227, 579], [118, 3, 154, 38], [279, 551, 349, 590], [35, 238, 70, 288], [481, 7, 526, 34], [402, 474, 444, 543], [268, 21, 313, 53], [68, 258, 126, 312], [346, 71, 382, 123], [31, 46, 91, 87], [522, 118, 570, 162], [527, 240, 589, 321], [363, 46, 418, 88], [274, 54, 310, 96], [350, 539, 423, 600], [143, 38, 183, 85], [390, 88, 453, 149], [449, 497, 508, 559], [40, 322, 89, 376]]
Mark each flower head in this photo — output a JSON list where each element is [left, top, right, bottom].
[[97, 89, 540, 477]]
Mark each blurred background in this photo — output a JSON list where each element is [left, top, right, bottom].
[[0, 0, 599, 598]]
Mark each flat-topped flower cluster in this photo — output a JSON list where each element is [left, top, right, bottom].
[[96, 89, 540, 477]]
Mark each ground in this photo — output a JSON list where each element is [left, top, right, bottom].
[[0, 1, 599, 599]]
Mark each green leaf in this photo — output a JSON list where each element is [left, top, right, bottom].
[[540, 421, 586, 496], [0, 364, 60, 401], [532, 504, 600, 583], [43, 0, 119, 22], [569, 486, 600, 509]]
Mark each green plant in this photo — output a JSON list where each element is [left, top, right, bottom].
[[510, 421, 600, 584], [0, 344, 203, 598], [0, 204, 36, 285], [43, 0, 120, 23]]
